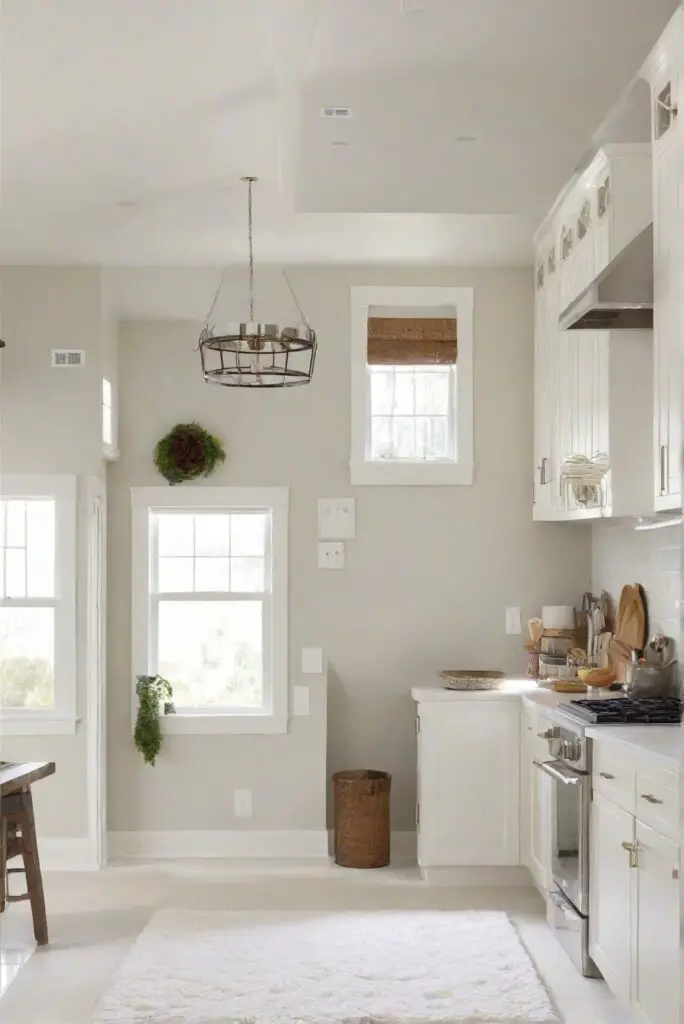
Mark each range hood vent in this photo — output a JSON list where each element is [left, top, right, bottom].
[[559, 224, 653, 331]]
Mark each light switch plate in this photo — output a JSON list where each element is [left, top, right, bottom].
[[318, 498, 356, 540], [293, 685, 310, 716], [318, 541, 345, 569], [505, 607, 522, 635], [301, 647, 324, 674]]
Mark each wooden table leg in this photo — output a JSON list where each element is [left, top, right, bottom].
[[17, 788, 48, 946], [0, 806, 6, 912]]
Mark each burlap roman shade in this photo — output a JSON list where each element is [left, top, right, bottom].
[[367, 317, 457, 366]]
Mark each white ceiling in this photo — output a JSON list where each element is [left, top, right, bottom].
[[0, 0, 678, 266]]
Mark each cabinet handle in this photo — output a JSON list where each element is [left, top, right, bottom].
[[673, 867, 680, 880], [599, 772, 615, 780], [622, 840, 639, 868], [540, 457, 550, 486], [641, 793, 663, 805], [660, 445, 668, 495]]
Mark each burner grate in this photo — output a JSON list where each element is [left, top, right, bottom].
[[567, 697, 683, 725]]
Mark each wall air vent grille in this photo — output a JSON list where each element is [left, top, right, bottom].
[[51, 349, 86, 368]]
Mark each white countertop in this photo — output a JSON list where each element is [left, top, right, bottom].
[[411, 680, 684, 771], [411, 679, 539, 702], [586, 724, 684, 771], [412, 680, 580, 710]]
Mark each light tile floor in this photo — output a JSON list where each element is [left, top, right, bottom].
[[0, 859, 632, 1023]]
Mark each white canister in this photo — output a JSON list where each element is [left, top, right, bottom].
[[542, 605, 576, 630]]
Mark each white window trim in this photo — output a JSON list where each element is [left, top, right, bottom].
[[0, 474, 78, 736], [102, 377, 120, 462], [131, 486, 289, 735], [350, 286, 474, 486]]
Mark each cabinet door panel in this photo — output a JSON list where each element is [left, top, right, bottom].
[[653, 144, 681, 507], [589, 794, 633, 1005], [633, 822, 680, 1024], [417, 703, 520, 867]]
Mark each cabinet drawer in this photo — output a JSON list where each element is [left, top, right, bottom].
[[593, 744, 635, 813], [635, 765, 679, 841]]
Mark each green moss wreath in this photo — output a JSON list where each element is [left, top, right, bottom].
[[154, 422, 226, 485]]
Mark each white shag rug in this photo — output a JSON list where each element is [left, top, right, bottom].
[[91, 909, 559, 1024]]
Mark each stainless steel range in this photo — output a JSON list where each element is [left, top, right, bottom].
[[533, 708, 600, 979]]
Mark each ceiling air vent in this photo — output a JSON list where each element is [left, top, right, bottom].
[[321, 106, 352, 119], [51, 349, 86, 368]]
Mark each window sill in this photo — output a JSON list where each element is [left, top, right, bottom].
[[0, 713, 80, 736], [160, 712, 288, 736], [349, 459, 474, 486]]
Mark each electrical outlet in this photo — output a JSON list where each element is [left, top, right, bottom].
[[234, 789, 252, 819], [318, 541, 345, 569], [505, 607, 522, 635]]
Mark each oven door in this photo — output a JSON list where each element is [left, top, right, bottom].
[[533, 758, 590, 915]]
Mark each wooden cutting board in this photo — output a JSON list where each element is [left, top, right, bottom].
[[609, 584, 647, 681]]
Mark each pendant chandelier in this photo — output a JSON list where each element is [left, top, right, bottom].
[[198, 176, 317, 388]]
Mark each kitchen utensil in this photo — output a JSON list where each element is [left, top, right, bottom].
[[542, 606, 576, 630], [648, 634, 675, 666], [439, 670, 505, 691]]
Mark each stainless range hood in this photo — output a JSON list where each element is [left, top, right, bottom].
[[559, 223, 653, 331]]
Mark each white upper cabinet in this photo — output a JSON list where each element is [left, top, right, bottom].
[[558, 146, 652, 319], [645, 14, 682, 511], [533, 147, 655, 523]]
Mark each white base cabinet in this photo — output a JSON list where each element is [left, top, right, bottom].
[[589, 740, 681, 1024], [416, 700, 520, 869], [633, 821, 680, 1024], [589, 793, 634, 1005], [520, 703, 553, 891]]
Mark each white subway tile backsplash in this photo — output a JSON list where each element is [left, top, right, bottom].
[[592, 521, 681, 658]]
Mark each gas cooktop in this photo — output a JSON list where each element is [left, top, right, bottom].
[[564, 697, 683, 725]]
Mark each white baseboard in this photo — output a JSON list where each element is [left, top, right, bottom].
[[419, 865, 534, 887], [108, 829, 330, 861], [40, 837, 100, 872], [326, 829, 417, 863]]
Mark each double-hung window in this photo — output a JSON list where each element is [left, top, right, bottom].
[[0, 475, 77, 734], [131, 487, 288, 734], [350, 286, 474, 485]]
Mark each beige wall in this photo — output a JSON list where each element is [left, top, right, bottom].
[[0, 268, 108, 839], [107, 265, 592, 834]]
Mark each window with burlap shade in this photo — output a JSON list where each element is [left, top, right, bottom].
[[351, 285, 473, 485], [367, 317, 457, 366]]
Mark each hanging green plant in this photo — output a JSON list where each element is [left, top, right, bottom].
[[134, 674, 175, 766], [154, 422, 226, 485]]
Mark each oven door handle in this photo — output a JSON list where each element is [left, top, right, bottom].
[[533, 759, 584, 786]]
